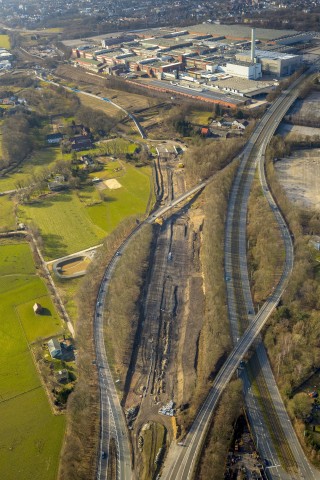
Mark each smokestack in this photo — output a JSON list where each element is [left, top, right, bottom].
[[251, 27, 256, 62]]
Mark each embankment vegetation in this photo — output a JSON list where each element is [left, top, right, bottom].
[[179, 162, 238, 432], [183, 137, 245, 185], [59, 216, 139, 480], [196, 380, 243, 480], [104, 224, 153, 384], [247, 174, 285, 305], [249, 135, 320, 464]]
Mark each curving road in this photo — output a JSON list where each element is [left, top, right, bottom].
[[162, 68, 319, 480], [94, 175, 207, 480], [37, 76, 146, 139]]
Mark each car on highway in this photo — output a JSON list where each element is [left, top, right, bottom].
[[116, 251, 121, 256], [101, 451, 106, 459]]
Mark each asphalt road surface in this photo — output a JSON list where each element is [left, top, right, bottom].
[[162, 68, 320, 480]]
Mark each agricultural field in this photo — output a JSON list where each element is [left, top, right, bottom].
[[0, 194, 16, 231], [18, 160, 152, 260], [0, 241, 65, 480], [0, 34, 10, 49]]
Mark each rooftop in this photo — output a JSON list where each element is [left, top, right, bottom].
[[240, 49, 300, 60], [187, 23, 299, 41]]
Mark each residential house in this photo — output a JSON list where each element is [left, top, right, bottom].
[[48, 181, 67, 192], [71, 135, 93, 151], [232, 120, 249, 130], [48, 338, 62, 359], [81, 155, 94, 166], [200, 127, 210, 137]]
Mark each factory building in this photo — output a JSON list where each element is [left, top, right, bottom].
[[219, 62, 262, 80], [236, 49, 302, 76]]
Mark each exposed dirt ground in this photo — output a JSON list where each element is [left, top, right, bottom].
[[278, 123, 320, 139], [121, 153, 205, 478], [275, 148, 320, 210], [287, 91, 320, 122]]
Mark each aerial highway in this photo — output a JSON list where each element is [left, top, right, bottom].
[[224, 70, 316, 477], [162, 68, 319, 480], [75, 65, 318, 479]]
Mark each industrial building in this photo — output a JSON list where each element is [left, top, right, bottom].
[[218, 62, 262, 80], [236, 49, 302, 76], [69, 23, 310, 105]]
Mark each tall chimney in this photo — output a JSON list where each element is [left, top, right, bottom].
[[251, 27, 256, 62]]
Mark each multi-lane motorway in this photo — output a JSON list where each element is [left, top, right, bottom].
[[77, 66, 320, 479], [225, 68, 318, 478], [162, 69, 319, 480]]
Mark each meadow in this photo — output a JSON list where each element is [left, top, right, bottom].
[[0, 194, 16, 231], [0, 241, 65, 480], [0, 34, 10, 49], [87, 163, 152, 232], [19, 191, 106, 259], [19, 162, 152, 259]]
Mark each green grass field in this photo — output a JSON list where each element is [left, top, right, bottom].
[[0, 195, 16, 231], [0, 148, 71, 192], [187, 110, 212, 125], [19, 191, 106, 259], [0, 242, 65, 480], [0, 34, 10, 49], [87, 164, 151, 232], [19, 162, 152, 259]]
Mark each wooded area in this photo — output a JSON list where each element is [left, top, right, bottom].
[[179, 162, 238, 433], [104, 224, 154, 384], [197, 380, 243, 480], [183, 137, 244, 184], [259, 136, 320, 464]]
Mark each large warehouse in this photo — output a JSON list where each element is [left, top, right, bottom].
[[235, 49, 302, 76]]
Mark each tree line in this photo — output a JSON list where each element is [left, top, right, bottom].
[[179, 162, 238, 434], [1, 111, 40, 170]]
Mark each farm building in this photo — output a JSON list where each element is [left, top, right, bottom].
[[71, 135, 93, 151], [48, 338, 62, 359], [33, 303, 43, 314], [46, 133, 63, 145]]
